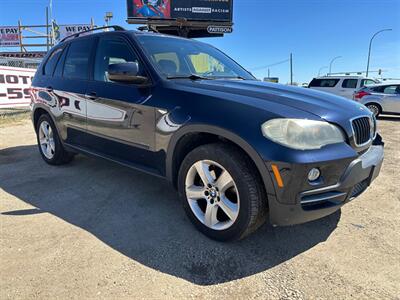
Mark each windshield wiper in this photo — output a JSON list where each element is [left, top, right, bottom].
[[167, 74, 211, 80]]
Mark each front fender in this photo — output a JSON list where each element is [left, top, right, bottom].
[[165, 123, 277, 199]]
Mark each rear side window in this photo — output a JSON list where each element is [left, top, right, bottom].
[[383, 85, 397, 94], [53, 46, 68, 77], [342, 79, 358, 89], [44, 47, 63, 76], [63, 38, 94, 80], [372, 85, 399, 94], [309, 78, 340, 87]]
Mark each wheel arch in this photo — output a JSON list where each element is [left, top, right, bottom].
[[166, 124, 276, 197], [33, 106, 51, 132]]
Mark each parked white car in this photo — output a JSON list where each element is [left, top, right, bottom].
[[308, 76, 378, 99], [353, 82, 400, 117]]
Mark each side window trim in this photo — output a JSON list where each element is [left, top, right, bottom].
[[53, 43, 69, 78], [42, 46, 64, 77], [88, 36, 99, 81], [61, 42, 72, 78]]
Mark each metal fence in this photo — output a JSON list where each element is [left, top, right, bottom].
[[0, 57, 42, 69]]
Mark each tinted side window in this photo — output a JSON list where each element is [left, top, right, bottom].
[[53, 45, 68, 77], [63, 38, 94, 80], [309, 79, 340, 87], [371, 86, 384, 93], [44, 47, 63, 76], [342, 79, 358, 88], [94, 37, 140, 82], [383, 85, 397, 94]]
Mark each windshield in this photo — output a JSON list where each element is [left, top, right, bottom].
[[136, 34, 255, 80]]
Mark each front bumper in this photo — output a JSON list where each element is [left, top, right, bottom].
[[268, 141, 384, 226]]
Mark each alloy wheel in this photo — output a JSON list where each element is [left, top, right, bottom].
[[367, 104, 380, 117], [185, 160, 240, 230], [38, 121, 55, 159]]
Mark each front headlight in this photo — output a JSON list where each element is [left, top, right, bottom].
[[261, 118, 345, 150]]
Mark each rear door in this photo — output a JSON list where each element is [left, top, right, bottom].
[[381, 85, 400, 113], [85, 34, 155, 167], [37, 37, 95, 146]]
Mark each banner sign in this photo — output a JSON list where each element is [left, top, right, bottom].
[[0, 66, 36, 108], [127, 0, 233, 22], [0, 26, 20, 47], [52, 23, 93, 42]]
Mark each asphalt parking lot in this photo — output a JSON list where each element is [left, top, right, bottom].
[[1, 116, 399, 299]]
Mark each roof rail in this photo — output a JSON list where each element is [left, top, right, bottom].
[[60, 25, 125, 43]]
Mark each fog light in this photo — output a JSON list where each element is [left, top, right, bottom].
[[308, 168, 320, 182]]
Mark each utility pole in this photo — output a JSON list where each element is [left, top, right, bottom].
[[268, 68, 270, 78], [366, 28, 392, 77], [18, 20, 23, 52], [289, 53, 293, 85], [46, 7, 49, 51]]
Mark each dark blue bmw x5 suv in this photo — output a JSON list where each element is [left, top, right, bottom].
[[31, 27, 384, 241]]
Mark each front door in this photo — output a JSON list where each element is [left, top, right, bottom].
[[85, 35, 156, 168]]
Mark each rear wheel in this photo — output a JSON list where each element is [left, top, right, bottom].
[[36, 114, 74, 165], [366, 103, 381, 117], [178, 143, 267, 241]]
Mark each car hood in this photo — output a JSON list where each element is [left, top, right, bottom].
[[172, 79, 371, 125]]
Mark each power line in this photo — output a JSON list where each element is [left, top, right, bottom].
[[249, 58, 290, 71]]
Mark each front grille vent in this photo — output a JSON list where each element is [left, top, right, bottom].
[[349, 179, 369, 198], [352, 117, 372, 146]]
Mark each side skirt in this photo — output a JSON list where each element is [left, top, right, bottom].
[[64, 143, 166, 179]]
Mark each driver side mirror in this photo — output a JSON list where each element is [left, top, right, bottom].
[[108, 62, 148, 84]]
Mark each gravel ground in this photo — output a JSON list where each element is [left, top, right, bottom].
[[1, 116, 399, 299]]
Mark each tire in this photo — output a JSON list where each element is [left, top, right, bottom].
[[178, 143, 267, 241], [36, 114, 74, 165], [366, 103, 381, 117]]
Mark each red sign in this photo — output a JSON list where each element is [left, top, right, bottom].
[[132, 0, 171, 18], [0, 66, 36, 108], [0, 26, 20, 47]]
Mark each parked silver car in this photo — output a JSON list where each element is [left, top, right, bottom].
[[353, 82, 400, 117]]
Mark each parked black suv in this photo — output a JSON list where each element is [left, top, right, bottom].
[[31, 27, 384, 241]]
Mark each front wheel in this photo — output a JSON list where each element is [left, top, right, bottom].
[[178, 143, 267, 241]]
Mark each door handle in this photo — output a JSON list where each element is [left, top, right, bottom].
[[85, 92, 98, 101]]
